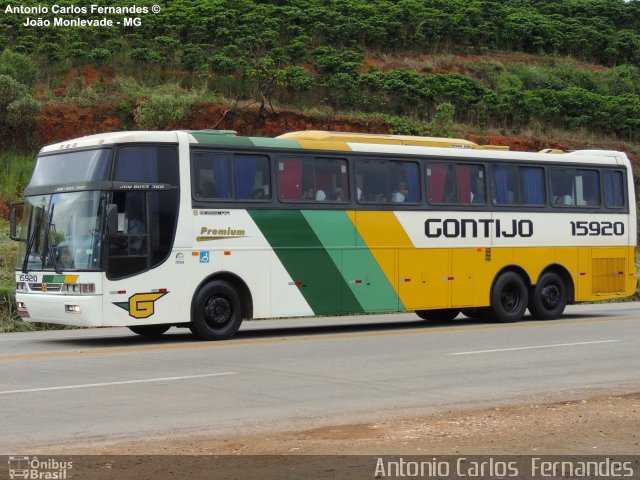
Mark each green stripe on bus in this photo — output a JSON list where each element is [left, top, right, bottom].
[[249, 137, 300, 149], [301, 210, 403, 312], [248, 210, 364, 315], [189, 132, 254, 146], [43, 275, 65, 283]]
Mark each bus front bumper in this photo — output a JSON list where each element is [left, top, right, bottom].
[[15, 293, 103, 327]]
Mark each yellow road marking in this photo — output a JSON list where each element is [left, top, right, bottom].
[[0, 315, 637, 361]]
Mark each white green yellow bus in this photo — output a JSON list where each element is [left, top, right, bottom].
[[11, 130, 637, 340]]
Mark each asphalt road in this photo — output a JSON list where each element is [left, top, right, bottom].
[[1, 302, 639, 453]]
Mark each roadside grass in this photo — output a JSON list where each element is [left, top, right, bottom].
[[0, 150, 35, 204]]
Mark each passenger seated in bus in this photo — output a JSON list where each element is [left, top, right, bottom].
[[302, 186, 315, 200], [253, 188, 264, 199], [471, 191, 485, 204], [391, 181, 408, 202], [315, 189, 327, 201], [553, 192, 573, 205], [331, 188, 345, 201], [199, 181, 217, 197]]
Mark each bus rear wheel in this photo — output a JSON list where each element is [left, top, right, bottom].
[[415, 308, 460, 321], [128, 324, 170, 337], [191, 281, 243, 341], [488, 272, 528, 323], [528, 272, 567, 320]]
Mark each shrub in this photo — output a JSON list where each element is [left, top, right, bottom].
[[134, 95, 194, 130], [0, 49, 38, 86], [6, 97, 41, 129]]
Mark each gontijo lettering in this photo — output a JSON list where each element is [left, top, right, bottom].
[[425, 218, 533, 238]]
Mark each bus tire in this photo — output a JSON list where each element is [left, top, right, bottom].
[[191, 281, 243, 341], [528, 272, 567, 320], [128, 324, 170, 336], [488, 272, 528, 323], [415, 308, 460, 321]]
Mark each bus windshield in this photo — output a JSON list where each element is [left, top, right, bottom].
[[15, 191, 104, 272], [28, 148, 111, 187]]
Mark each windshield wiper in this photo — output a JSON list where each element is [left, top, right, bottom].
[[22, 207, 44, 274], [43, 203, 61, 274]]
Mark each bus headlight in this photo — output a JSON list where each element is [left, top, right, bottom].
[[64, 283, 95, 294], [65, 304, 81, 314]]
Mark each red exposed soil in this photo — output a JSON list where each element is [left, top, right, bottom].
[[34, 99, 638, 172], [37, 103, 124, 145]]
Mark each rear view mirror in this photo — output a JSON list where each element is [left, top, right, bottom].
[[9, 202, 24, 241]]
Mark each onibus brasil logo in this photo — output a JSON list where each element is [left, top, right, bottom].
[[8, 457, 72, 479]]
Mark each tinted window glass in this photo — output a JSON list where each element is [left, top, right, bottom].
[[604, 170, 625, 208], [114, 146, 178, 184], [234, 155, 271, 200], [192, 152, 231, 199], [29, 149, 111, 187], [279, 157, 348, 202], [550, 168, 599, 207], [192, 152, 270, 200], [356, 160, 419, 203], [492, 165, 544, 205], [521, 167, 545, 205], [427, 163, 485, 205]]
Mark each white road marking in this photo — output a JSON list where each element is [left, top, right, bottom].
[[0, 372, 236, 396], [448, 340, 619, 356]]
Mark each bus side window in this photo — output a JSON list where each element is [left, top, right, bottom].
[[604, 170, 625, 208], [428, 163, 484, 205], [233, 154, 271, 200], [520, 167, 545, 205], [492, 165, 519, 205], [192, 152, 231, 199], [278, 157, 313, 201], [356, 160, 389, 203], [278, 157, 348, 202], [551, 168, 599, 207]]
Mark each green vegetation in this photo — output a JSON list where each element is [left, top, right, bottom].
[[0, 0, 637, 146]]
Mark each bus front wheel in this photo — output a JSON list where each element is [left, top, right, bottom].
[[488, 272, 528, 323], [528, 272, 567, 320], [415, 308, 460, 321], [128, 324, 170, 337], [191, 281, 243, 341]]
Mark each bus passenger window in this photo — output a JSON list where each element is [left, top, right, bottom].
[[604, 170, 624, 208], [357, 159, 419, 204], [234, 155, 270, 200], [492, 165, 518, 205], [550, 168, 599, 207], [192, 152, 231, 199], [520, 167, 544, 205], [278, 157, 348, 202], [428, 163, 484, 205]]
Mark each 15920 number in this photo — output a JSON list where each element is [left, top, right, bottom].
[[570, 221, 624, 236]]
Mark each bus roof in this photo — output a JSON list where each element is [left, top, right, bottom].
[[39, 129, 628, 167]]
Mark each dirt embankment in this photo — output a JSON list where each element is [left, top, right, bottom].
[[36, 101, 639, 168], [37, 391, 640, 455]]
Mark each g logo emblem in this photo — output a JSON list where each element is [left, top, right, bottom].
[[114, 292, 168, 319]]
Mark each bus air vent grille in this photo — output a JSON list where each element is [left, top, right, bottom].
[[591, 258, 624, 294]]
